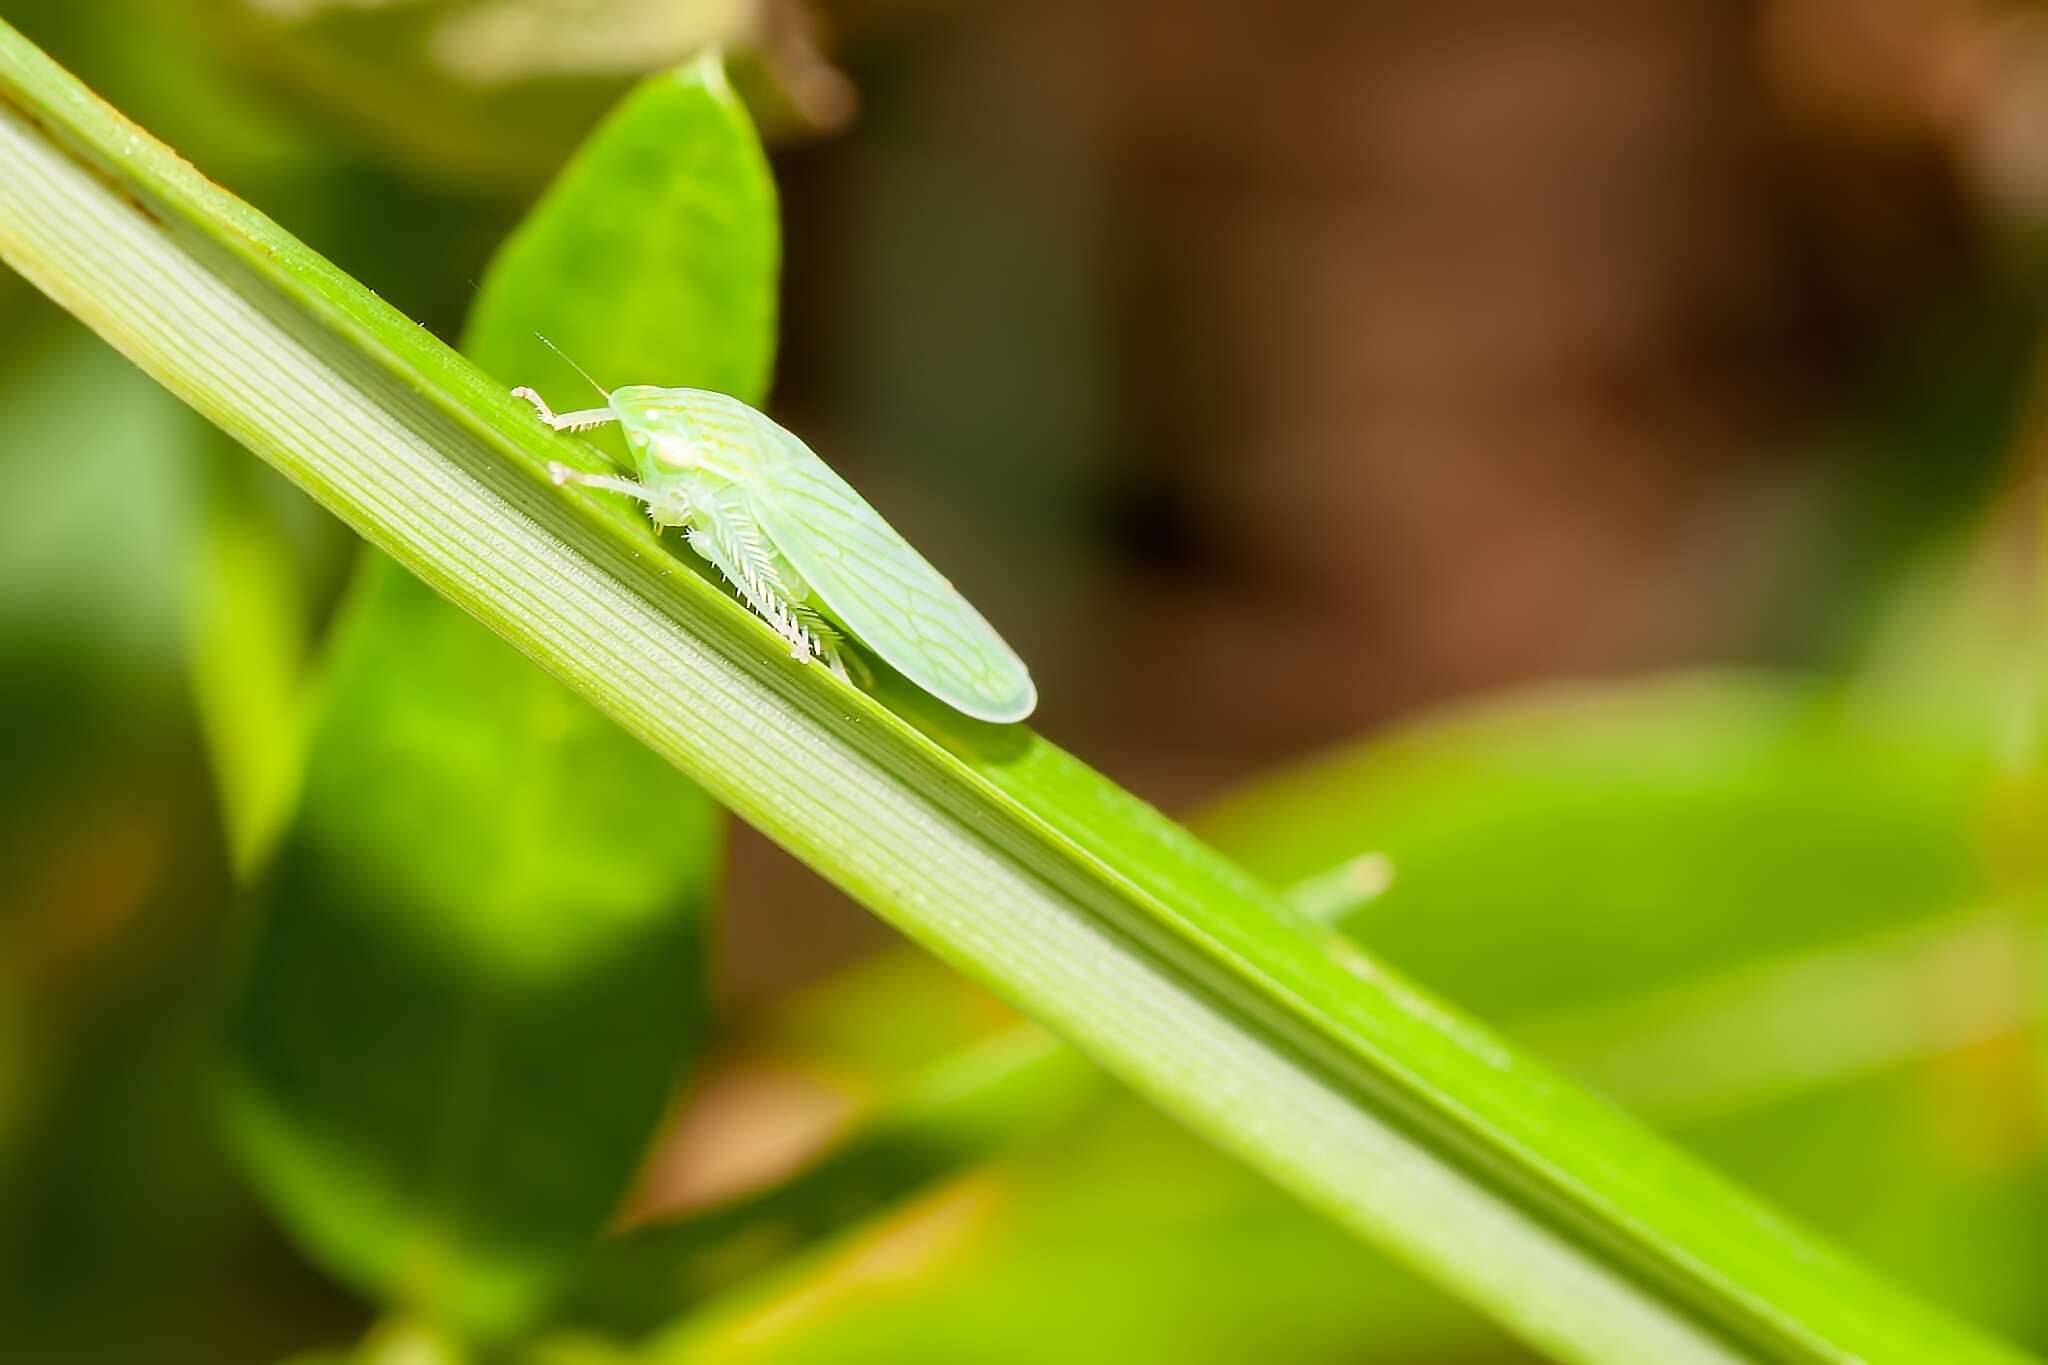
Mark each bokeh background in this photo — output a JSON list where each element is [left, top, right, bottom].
[[5, 2, 2048, 1361]]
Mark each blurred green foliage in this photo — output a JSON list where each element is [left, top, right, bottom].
[[222, 557, 721, 1335], [0, 323, 351, 1363], [1203, 676, 2000, 1016]]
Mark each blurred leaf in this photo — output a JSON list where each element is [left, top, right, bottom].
[[189, 0, 845, 191], [280, 1315, 473, 1365], [2, 25, 2037, 1362], [1202, 672, 2003, 1018], [187, 441, 318, 874], [0, 303, 351, 1365], [224, 559, 721, 1335], [1510, 903, 2040, 1126], [221, 56, 775, 1337], [0, 318, 200, 672], [558, 1028, 1100, 1338], [353, 1317, 469, 1365], [601, 1054, 2046, 1365], [10, 0, 318, 186], [1680, 1042, 2048, 1350], [605, 1100, 1514, 1365]]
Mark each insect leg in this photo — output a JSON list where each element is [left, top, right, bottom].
[[513, 386, 618, 432], [684, 525, 817, 662], [798, 607, 870, 689], [547, 463, 653, 501]]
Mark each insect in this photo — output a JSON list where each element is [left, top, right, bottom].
[[513, 369, 1037, 724]]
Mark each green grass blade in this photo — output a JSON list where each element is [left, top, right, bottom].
[[0, 24, 2032, 1363]]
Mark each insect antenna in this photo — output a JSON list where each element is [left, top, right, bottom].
[[534, 333, 610, 398]]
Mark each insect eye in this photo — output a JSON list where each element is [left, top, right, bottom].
[[652, 435, 697, 470]]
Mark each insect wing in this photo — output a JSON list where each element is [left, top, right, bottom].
[[742, 413, 1036, 723]]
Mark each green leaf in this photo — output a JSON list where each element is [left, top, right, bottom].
[[606, 1099, 1511, 1365], [1201, 672, 2000, 1018], [183, 0, 841, 191], [220, 56, 774, 1336], [0, 317, 199, 669], [560, 1028, 1103, 1338], [464, 50, 778, 406], [224, 557, 720, 1334], [0, 25, 2034, 1362], [186, 440, 319, 874]]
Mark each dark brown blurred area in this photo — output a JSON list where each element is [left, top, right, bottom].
[[726, 0, 2033, 995], [1090, 0, 1978, 771]]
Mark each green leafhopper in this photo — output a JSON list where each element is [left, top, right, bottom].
[[514, 371, 1037, 724]]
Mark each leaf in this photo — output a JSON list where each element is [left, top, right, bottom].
[[224, 558, 720, 1334], [187, 0, 844, 190], [0, 24, 2035, 1362], [560, 1028, 1103, 1338], [1201, 672, 2002, 1018], [617, 1100, 1513, 1365], [186, 439, 320, 874], [219, 56, 775, 1336], [465, 50, 778, 414], [0, 317, 199, 669]]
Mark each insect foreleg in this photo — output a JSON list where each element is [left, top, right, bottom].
[[547, 463, 653, 501], [513, 386, 619, 433]]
